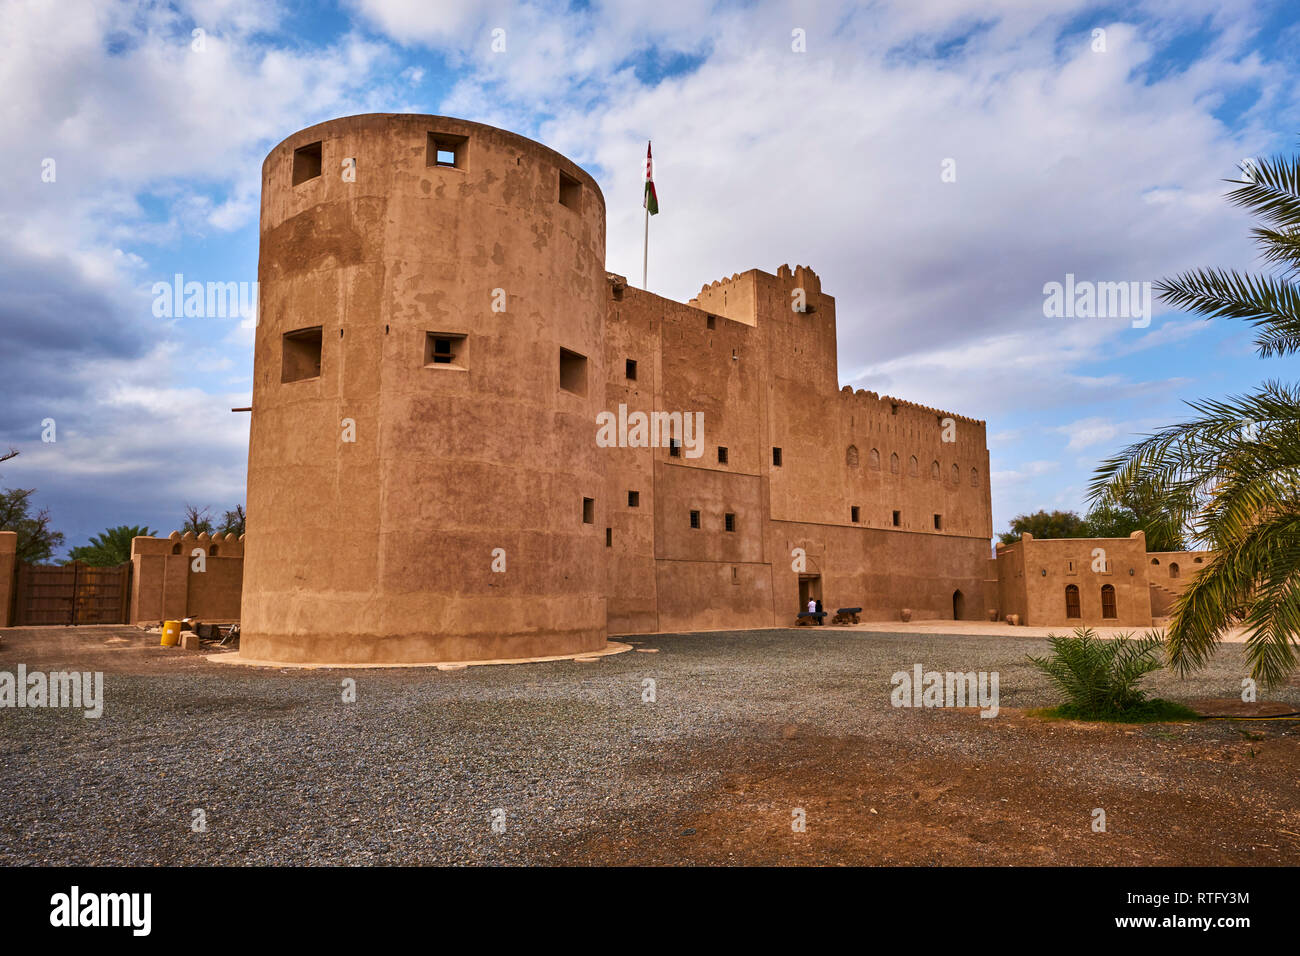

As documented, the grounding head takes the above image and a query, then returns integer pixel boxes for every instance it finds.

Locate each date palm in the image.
[1091,150,1300,686]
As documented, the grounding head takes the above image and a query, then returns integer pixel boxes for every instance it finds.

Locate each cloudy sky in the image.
[2,0,1298,555]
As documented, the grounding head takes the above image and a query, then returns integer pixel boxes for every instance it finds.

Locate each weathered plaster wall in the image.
[131,532,244,623]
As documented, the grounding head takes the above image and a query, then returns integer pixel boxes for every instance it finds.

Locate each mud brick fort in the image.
[0,114,1210,663]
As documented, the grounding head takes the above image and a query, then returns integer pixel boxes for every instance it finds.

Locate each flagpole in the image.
[642,203,649,289]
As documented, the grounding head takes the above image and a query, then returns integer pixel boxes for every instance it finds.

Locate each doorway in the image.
[798,574,822,611]
[952,589,965,620]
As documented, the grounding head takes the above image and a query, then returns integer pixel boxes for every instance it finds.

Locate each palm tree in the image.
[1091,150,1300,686]
[67,524,155,567]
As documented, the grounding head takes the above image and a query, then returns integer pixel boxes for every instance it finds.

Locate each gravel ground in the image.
[0,627,1296,865]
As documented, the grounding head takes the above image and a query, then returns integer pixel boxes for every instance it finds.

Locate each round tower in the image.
[241,114,608,664]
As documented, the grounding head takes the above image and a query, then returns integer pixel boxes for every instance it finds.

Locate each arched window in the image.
[846,444,859,468]
[1150,558,1160,565]
[1169,563,1180,579]
[908,455,918,477]
[869,448,880,470]
[951,463,959,483]
[930,460,940,479]
[890,453,899,474]
[1065,584,1081,619]
[1101,584,1117,619]
[211,545,219,557]
[970,467,978,487]
[171,542,181,555]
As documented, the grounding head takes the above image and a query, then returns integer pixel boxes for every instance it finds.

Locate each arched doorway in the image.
[952,589,965,620]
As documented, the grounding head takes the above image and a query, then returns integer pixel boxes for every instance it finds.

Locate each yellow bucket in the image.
[161,620,181,647]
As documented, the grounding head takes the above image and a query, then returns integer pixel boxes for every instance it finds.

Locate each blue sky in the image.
[1,0,1298,556]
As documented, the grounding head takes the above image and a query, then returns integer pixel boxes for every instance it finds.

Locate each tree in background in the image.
[1079,500,1142,540]
[218,505,246,536]
[67,525,154,567]
[0,487,64,564]
[997,509,1090,545]
[1093,148,1300,685]
[182,504,214,535]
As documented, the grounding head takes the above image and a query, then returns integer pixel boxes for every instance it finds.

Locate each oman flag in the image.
[644,141,659,215]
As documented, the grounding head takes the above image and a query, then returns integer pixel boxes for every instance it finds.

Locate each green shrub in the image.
[1026,627,1184,720]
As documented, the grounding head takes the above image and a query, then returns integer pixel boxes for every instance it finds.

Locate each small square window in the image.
[851,506,860,523]
[424,331,466,368]
[772,447,782,467]
[706,315,716,330]
[724,513,736,532]
[689,510,700,529]
[892,510,901,527]
[628,490,640,507]
[583,497,594,524]
[292,142,322,186]
[669,439,681,458]
[933,514,942,530]
[559,348,587,395]
[625,358,637,381]
[717,446,728,464]
[282,326,323,382]
[558,170,582,209]
[427,132,468,169]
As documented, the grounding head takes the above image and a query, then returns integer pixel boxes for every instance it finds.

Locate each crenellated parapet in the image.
[838,386,985,427]
[132,531,246,558]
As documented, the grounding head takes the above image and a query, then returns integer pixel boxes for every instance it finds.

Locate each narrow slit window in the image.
[625,358,637,380]
[669,439,681,458]
[772,447,782,467]
[605,528,612,547]
[582,497,595,524]
[717,446,728,464]
[292,142,322,186]
[892,510,901,527]
[933,514,942,530]
[724,513,736,532]
[851,506,860,523]
[689,510,700,529]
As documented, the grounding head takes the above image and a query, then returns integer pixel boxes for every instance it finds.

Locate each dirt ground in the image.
[1,624,1297,866]
[571,713,1300,865]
